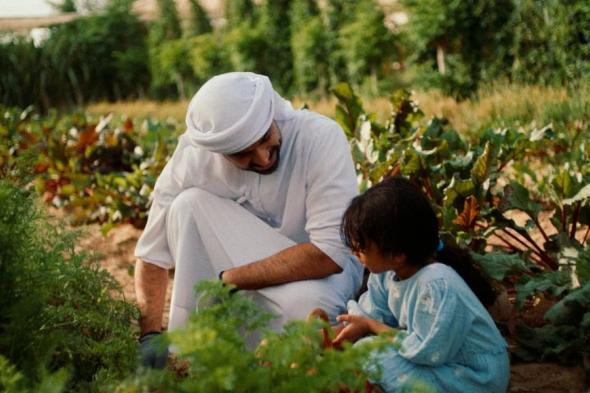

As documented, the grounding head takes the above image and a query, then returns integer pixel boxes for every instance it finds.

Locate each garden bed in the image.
[80,221,587,392]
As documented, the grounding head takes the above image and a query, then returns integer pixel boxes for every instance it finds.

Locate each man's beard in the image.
[248,146,281,175]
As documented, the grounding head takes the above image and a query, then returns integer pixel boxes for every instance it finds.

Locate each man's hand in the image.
[138,332,168,369]
[220,243,342,290]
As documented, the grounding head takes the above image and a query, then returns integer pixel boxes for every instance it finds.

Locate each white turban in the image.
[185,72,297,154]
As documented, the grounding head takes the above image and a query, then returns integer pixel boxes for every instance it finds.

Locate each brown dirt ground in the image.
[78,222,588,392]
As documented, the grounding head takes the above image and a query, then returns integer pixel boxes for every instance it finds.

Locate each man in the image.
[135,72,363,367]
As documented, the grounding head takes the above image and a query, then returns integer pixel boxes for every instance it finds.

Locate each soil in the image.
[77,222,588,392]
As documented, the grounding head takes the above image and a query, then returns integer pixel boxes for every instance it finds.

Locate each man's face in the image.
[223,122,282,175]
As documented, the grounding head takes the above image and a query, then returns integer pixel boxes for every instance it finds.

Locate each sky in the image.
[0,0,57,18]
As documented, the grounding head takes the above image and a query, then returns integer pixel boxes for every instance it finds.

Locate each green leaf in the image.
[529,124,553,142]
[401,149,424,176]
[443,175,475,207]
[544,282,590,325]
[471,142,491,183]
[412,139,439,156]
[446,151,474,170]
[472,251,530,281]
[499,181,542,218]
[516,271,571,307]
[552,171,575,199]
[576,246,590,285]
[36,368,68,393]
[332,83,364,137]
[514,323,582,362]
[60,184,76,197]
[562,183,590,206]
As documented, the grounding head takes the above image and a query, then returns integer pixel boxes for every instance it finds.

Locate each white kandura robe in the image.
[135,110,364,332]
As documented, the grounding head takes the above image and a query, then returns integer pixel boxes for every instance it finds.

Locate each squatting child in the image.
[335,177,509,393]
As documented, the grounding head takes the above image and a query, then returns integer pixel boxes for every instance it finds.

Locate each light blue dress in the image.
[348,263,509,393]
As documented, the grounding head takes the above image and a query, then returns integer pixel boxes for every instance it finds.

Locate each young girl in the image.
[335,177,509,393]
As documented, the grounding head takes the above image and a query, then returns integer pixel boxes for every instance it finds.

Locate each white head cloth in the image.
[185,72,297,154]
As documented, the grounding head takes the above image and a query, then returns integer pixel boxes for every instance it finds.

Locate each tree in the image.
[322,0,350,86]
[151,0,182,43]
[338,0,397,93]
[289,0,329,95]
[256,0,294,93]
[224,0,256,26]
[187,0,213,36]
[150,38,194,99]
[509,0,590,85]
[401,0,514,97]
[48,0,77,12]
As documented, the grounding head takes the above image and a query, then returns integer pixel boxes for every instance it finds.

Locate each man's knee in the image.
[168,188,216,220]
[274,283,342,322]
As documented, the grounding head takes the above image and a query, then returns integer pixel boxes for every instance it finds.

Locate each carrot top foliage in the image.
[0,180,138,392]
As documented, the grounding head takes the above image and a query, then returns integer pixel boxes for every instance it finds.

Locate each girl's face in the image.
[353,242,401,274]
[353,242,418,278]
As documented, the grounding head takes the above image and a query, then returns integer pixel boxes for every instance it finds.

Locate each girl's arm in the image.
[332,314,396,345]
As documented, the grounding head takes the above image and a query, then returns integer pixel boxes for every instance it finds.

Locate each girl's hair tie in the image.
[437,239,444,252]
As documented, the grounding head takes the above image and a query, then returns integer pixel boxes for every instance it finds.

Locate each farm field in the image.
[2,0,590,391]
[81,222,587,393]
[2,83,589,391]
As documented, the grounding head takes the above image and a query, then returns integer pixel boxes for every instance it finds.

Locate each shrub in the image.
[0,181,139,391]
[0,0,149,110]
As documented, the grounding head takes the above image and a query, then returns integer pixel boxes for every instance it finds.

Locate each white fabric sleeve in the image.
[134,200,174,269]
[134,138,189,269]
[304,123,359,270]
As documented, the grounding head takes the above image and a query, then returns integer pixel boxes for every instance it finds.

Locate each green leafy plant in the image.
[0,180,139,392]
[333,83,590,364]
[112,281,394,393]
[0,106,177,229]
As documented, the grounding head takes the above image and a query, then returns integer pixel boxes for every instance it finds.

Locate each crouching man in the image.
[134,72,363,367]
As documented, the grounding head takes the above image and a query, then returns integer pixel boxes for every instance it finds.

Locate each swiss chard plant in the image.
[0,106,178,230]
[333,83,590,365]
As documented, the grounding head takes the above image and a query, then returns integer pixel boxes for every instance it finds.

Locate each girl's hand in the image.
[332,314,373,346]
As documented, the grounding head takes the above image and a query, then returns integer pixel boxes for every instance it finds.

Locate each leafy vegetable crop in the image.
[0,106,177,231]
[333,83,590,364]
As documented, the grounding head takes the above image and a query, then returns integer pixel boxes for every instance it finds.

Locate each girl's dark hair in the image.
[342,176,496,307]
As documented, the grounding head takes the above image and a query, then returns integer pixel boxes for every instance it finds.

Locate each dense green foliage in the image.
[3,0,588,105]
[0,180,138,392]
[111,281,396,393]
[402,0,590,97]
[2,88,590,389]
[0,0,149,110]
[3,0,590,389]
[187,0,213,36]
[337,0,397,93]
[289,0,328,95]
[0,0,397,106]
